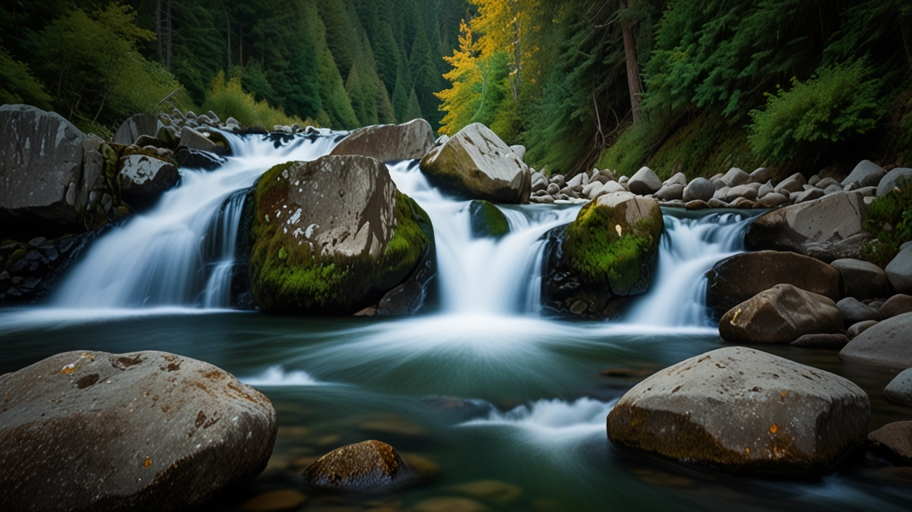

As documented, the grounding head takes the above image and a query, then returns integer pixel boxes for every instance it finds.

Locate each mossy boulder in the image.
[541,192,663,319]
[468,200,509,239]
[607,347,870,478]
[419,123,531,203]
[248,155,431,315]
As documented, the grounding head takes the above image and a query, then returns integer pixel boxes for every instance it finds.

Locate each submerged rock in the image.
[607,346,870,477]
[419,123,531,203]
[840,312,912,370]
[468,199,509,238]
[705,251,840,319]
[302,440,419,492]
[331,119,435,162]
[745,191,871,262]
[248,155,431,315]
[541,192,663,319]
[719,284,843,344]
[0,350,277,511]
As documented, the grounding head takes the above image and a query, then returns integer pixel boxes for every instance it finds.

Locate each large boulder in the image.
[884,368,912,407]
[419,123,531,203]
[683,177,715,202]
[330,119,435,162]
[0,104,116,237]
[745,191,871,262]
[867,422,912,466]
[830,258,890,300]
[607,346,870,477]
[706,251,840,319]
[0,350,277,511]
[840,312,912,369]
[627,167,663,195]
[249,155,432,315]
[842,160,886,189]
[118,154,179,211]
[302,440,419,492]
[876,167,912,197]
[885,245,912,294]
[113,113,163,146]
[719,284,843,344]
[541,192,663,319]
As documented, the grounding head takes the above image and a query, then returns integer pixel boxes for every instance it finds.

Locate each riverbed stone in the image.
[249,156,431,315]
[759,193,789,207]
[705,251,840,319]
[719,284,843,344]
[745,191,871,262]
[790,333,850,349]
[886,246,912,294]
[880,294,912,318]
[830,258,890,300]
[302,440,419,492]
[750,168,771,184]
[118,154,180,211]
[178,126,218,152]
[114,113,163,146]
[841,160,886,189]
[420,123,531,203]
[721,168,751,188]
[847,320,878,340]
[884,369,912,407]
[840,312,912,370]
[655,183,684,201]
[868,422,912,465]
[876,167,912,197]
[682,178,714,202]
[607,346,870,477]
[541,192,663,319]
[0,350,277,512]
[330,119,434,162]
[837,297,882,325]
[628,167,663,195]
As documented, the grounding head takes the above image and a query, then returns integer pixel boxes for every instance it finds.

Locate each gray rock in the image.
[837,297,882,325]
[118,154,180,211]
[840,312,912,369]
[881,294,912,318]
[745,191,871,262]
[179,126,217,152]
[775,173,807,194]
[509,144,526,161]
[817,178,841,190]
[721,167,750,187]
[420,123,531,204]
[790,333,850,349]
[607,346,870,477]
[759,193,788,207]
[884,368,912,407]
[886,246,912,294]
[842,160,886,189]
[757,182,774,199]
[655,183,684,201]
[303,440,419,491]
[546,183,560,195]
[726,183,761,202]
[847,320,878,340]
[749,167,771,184]
[830,259,890,300]
[685,199,710,210]
[628,166,663,195]
[551,174,566,187]
[867,422,912,465]
[824,184,844,195]
[664,172,687,187]
[113,114,163,146]
[809,175,821,186]
[719,284,843,344]
[713,186,731,200]
[876,167,912,197]
[708,198,730,208]
[0,350,277,511]
[796,187,825,203]
[331,119,435,162]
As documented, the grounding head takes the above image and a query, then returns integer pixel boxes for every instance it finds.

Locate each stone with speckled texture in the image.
[303,440,419,492]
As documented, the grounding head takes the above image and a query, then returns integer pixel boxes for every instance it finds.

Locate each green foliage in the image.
[468,200,510,239]
[0,48,52,110]
[748,61,884,164]
[863,177,912,267]
[202,71,311,128]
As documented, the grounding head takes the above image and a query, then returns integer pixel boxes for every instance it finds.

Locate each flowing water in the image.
[1,133,910,511]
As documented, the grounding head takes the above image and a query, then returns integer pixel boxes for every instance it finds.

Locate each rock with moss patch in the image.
[541,192,663,319]
[303,440,419,492]
[248,155,430,315]
[468,200,509,238]
[0,350,277,511]
[419,123,531,204]
[330,119,434,162]
[607,346,870,478]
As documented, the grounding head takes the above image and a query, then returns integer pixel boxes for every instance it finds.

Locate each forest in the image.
[2,0,911,179]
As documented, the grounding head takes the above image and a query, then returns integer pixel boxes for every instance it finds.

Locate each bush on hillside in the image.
[201,71,317,129]
[862,177,912,267]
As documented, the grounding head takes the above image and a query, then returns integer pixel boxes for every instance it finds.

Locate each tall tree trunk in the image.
[619,1,643,122]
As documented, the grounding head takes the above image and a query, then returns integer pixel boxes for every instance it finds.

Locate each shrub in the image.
[0,48,52,110]
[862,177,912,266]
[748,60,884,164]
[201,71,317,129]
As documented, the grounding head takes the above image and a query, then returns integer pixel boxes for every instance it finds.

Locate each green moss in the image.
[249,162,430,315]
[563,201,662,295]
[468,200,510,238]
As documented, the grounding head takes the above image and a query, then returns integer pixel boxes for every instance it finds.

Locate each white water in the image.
[240,365,325,387]
[461,397,616,443]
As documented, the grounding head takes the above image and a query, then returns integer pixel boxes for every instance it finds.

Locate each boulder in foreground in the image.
[330,119,435,162]
[868,422,912,466]
[0,350,277,512]
[303,440,419,492]
[607,347,870,477]
[419,123,531,204]
[719,284,843,344]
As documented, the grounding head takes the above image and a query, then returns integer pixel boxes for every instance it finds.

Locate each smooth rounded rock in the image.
[721,168,750,187]
[886,246,912,294]
[607,346,870,477]
[868,422,912,465]
[884,369,912,407]
[302,440,419,492]
[114,113,163,146]
[790,333,850,349]
[750,168,771,184]
[178,126,218,152]
[719,284,843,344]
[842,160,886,189]
[830,258,890,300]
[330,119,435,162]
[683,178,715,202]
[881,294,912,318]
[0,350,277,512]
[837,297,882,325]
[628,167,663,195]
[759,192,788,207]
[876,167,912,197]
[847,320,878,340]
[655,183,684,201]
[840,312,912,369]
